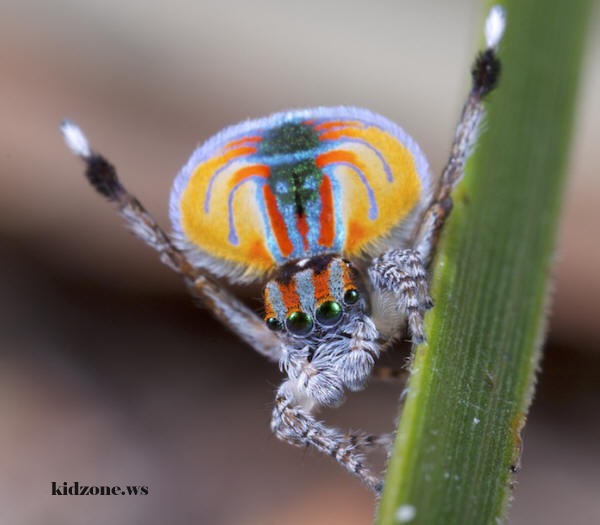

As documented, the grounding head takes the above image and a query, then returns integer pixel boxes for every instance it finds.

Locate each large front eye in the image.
[316,300,342,326]
[286,311,313,336]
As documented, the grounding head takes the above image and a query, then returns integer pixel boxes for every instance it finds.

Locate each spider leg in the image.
[186,277,282,361]
[348,431,394,454]
[271,379,384,493]
[61,121,281,361]
[414,7,504,266]
[369,11,505,344]
[368,248,433,343]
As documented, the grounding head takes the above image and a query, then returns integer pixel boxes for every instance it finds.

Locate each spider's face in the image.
[263,254,366,343]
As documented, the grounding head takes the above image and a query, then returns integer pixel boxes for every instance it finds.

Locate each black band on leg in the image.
[85,154,124,201]
[471,49,501,98]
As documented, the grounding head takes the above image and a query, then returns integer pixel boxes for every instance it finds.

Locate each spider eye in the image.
[286,311,313,336]
[344,289,360,304]
[316,300,342,326]
[266,317,283,331]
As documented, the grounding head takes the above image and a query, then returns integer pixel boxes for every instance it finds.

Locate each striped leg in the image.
[414,7,505,265]
[348,431,394,454]
[61,121,282,361]
[272,380,384,493]
[368,248,433,343]
[372,9,506,345]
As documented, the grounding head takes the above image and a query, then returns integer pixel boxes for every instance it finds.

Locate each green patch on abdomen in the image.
[258,122,320,156]
[269,159,323,216]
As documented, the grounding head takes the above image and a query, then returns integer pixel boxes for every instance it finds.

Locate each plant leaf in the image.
[375,1,593,524]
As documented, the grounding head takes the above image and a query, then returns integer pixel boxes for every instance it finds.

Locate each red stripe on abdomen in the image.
[318,175,335,247]
[263,185,293,258]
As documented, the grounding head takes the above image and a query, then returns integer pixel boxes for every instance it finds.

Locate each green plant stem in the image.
[375,1,593,524]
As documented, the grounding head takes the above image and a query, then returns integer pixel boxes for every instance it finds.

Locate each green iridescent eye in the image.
[266,317,282,331]
[286,311,313,336]
[316,300,342,326]
[344,289,360,304]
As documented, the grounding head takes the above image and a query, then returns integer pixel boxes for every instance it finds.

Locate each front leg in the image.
[271,380,384,493]
[368,248,433,343]
[413,8,504,266]
[61,121,282,362]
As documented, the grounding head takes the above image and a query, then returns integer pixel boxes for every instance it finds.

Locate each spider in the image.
[61,7,505,494]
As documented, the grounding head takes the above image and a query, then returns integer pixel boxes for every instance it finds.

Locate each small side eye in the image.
[316,300,342,326]
[286,311,313,336]
[266,317,283,331]
[344,289,360,304]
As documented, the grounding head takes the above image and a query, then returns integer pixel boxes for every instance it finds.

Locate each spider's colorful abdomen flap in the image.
[170,107,431,281]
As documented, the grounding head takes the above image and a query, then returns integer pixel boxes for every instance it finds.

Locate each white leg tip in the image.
[60,120,91,158]
[485,5,506,50]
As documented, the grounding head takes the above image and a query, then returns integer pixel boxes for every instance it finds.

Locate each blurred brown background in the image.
[1,1,598,524]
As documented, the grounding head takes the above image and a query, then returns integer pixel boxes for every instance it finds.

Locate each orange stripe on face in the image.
[223,136,262,150]
[313,120,362,131]
[263,288,277,319]
[297,214,309,251]
[263,185,293,258]
[312,267,333,303]
[342,262,355,289]
[278,281,301,312]
[318,175,335,247]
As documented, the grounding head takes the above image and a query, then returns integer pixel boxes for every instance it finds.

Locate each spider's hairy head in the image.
[263,254,367,342]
